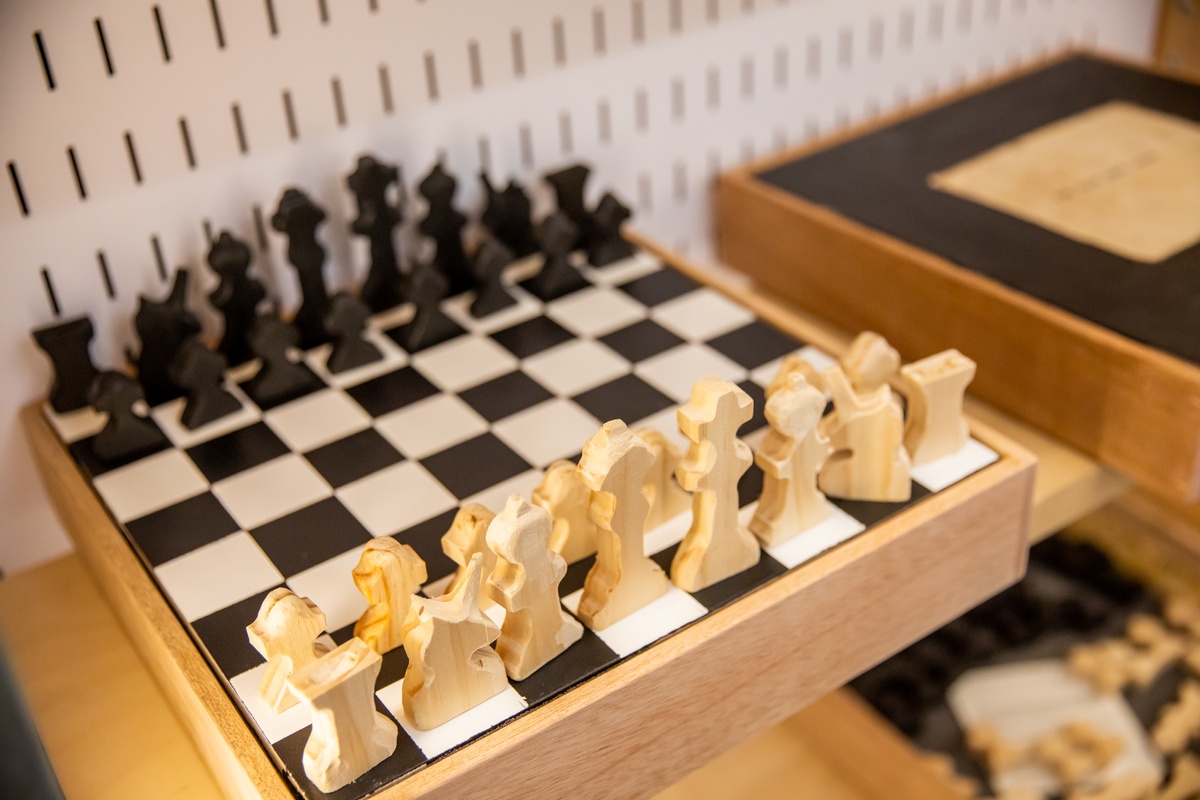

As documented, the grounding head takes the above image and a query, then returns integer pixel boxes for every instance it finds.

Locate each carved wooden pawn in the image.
[749,373,834,546]
[635,428,691,530]
[287,638,397,793]
[672,378,761,592]
[901,349,976,465]
[532,461,598,564]
[402,554,507,730]
[486,495,583,680]
[576,420,671,631]
[442,503,497,610]
[352,537,427,655]
[247,588,330,713]
[765,352,828,401]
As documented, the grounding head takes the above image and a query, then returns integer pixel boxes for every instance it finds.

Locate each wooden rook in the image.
[532,461,598,565]
[352,537,427,656]
[287,638,397,793]
[819,332,911,502]
[750,372,834,546]
[442,503,498,609]
[486,495,583,680]
[672,378,761,592]
[246,588,330,713]
[576,420,671,630]
[32,316,100,413]
[902,349,976,465]
[402,554,508,731]
[635,428,691,530]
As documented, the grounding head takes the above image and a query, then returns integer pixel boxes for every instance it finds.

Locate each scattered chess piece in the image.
[531,461,598,565]
[170,337,241,430]
[128,268,201,406]
[271,188,331,349]
[88,371,166,462]
[486,495,583,680]
[246,588,330,713]
[207,231,266,367]
[528,211,588,301]
[417,162,472,297]
[544,163,593,249]
[324,293,382,374]
[902,349,975,465]
[442,503,498,610]
[287,638,397,793]
[352,537,427,656]
[585,192,635,267]
[480,173,538,258]
[347,154,405,313]
[244,314,321,408]
[391,261,463,353]
[672,378,761,592]
[31,315,100,413]
[470,238,517,318]
[635,428,691,530]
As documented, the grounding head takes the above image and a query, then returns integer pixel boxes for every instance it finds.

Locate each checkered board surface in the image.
[44,249,999,799]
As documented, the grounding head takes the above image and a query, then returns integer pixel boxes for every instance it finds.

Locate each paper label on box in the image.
[929,101,1200,263]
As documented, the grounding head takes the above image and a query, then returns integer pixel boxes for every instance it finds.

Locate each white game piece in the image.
[442,503,498,609]
[247,587,331,713]
[635,427,691,530]
[672,377,761,592]
[402,553,508,730]
[749,372,834,546]
[486,494,583,680]
[352,537,427,655]
[765,352,828,400]
[901,348,976,465]
[576,420,671,631]
[531,461,598,564]
[287,638,398,793]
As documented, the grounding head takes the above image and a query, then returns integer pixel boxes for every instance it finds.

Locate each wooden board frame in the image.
[716,51,1200,505]
[23,249,1036,800]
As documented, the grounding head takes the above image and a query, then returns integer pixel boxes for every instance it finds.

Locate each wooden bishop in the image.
[486,494,583,680]
[635,428,692,530]
[672,377,761,592]
[532,460,598,564]
[901,349,975,465]
[749,372,834,546]
[576,420,671,631]
[247,588,330,713]
[442,503,498,608]
[402,554,508,730]
[352,537,427,655]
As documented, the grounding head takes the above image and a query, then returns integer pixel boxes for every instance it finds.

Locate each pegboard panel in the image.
[0,0,1158,573]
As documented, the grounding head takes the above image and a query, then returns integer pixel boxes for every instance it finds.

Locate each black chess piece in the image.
[271,188,331,349]
[31,316,100,413]
[325,293,383,373]
[347,155,406,313]
[89,371,167,462]
[470,239,517,318]
[528,211,588,301]
[170,337,241,430]
[417,162,472,297]
[128,268,202,406]
[544,163,594,249]
[390,261,464,353]
[586,192,636,267]
[245,315,321,407]
[207,231,266,367]
[480,173,538,258]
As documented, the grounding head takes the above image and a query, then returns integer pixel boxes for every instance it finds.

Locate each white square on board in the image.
[410,336,517,392]
[561,585,705,658]
[228,633,335,744]
[337,461,457,537]
[911,438,998,492]
[263,389,372,453]
[442,285,542,335]
[635,344,747,403]
[287,548,371,633]
[546,286,647,337]
[211,455,332,530]
[749,345,838,389]
[154,532,282,622]
[374,395,489,460]
[492,398,599,468]
[94,449,209,523]
[761,502,866,569]
[151,384,260,450]
[462,469,543,519]
[651,288,755,342]
[522,339,630,397]
[582,252,661,287]
[43,404,107,444]
[377,680,527,758]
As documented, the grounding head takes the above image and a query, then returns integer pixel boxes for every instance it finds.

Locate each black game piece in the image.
[416,163,472,297]
[586,192,636,267]
[469,239,518,318]
[527,211,588,301]
[271,188,331,349]
[347,155,405,313]
[207,231,266,367]
[390,261,464,353]
[170,337,241,430]
[244,315,321,407]
[128,268,201,406]
[89,371,167,462]
[544,163,594,249]
[325,293,383,374]
[31,316,100,413]
[480,173,538,258]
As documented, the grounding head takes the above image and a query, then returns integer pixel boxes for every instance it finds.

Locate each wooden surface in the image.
[716,53,1200,506]
[1157,0,1200,82]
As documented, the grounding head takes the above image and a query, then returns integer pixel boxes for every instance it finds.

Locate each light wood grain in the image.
[354,537,427,655]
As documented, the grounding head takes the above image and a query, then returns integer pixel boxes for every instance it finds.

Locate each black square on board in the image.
[383,315,466,355]
[832,481,932,527]
[250,497,373,577]
[458,371,555,423]
[304,428,404,489]
[329,622,411,689]
[125,492,241,566]
[738,462,764,509]
[518,268,591,303]
[346,367,440,418]
[511,626,620,706]
[185,421,290,483]
[68,424,170,479]
[599,319,686,363]
[420,433,531,500]
[239,362,324,411]
[560,555,596,598]
[392,508,459,580]
[738,380,768,435]
[572,374,675,425]
[651,545,788,613]
[191,586,284,678]
[618,268,700,306]
[491,315,575,359]
[706,320,803,370]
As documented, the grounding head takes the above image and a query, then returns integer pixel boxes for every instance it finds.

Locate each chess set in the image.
[23,157,1034,799]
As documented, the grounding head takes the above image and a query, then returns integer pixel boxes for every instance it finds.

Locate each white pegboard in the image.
[0,0,1159,574]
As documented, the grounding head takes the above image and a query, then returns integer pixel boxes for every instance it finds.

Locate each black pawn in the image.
[32,316,100,413]
[392,262,464,353]
[245,315,320,407]
[271,188,331,349]
[480,173,538,258]
[544,163,593,249]
[348,155,406,313]
[207,231,266,366]
[170,338,241,430]
[417,163,472,297]
[325,294,382,374]
[470,239,517,318]
[129,268,201,406]
[529,211,588,301]
[586,192,636,267]
[89,371,166,462]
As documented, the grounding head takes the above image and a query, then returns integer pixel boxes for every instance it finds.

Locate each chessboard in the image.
[26,242,1033,800]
